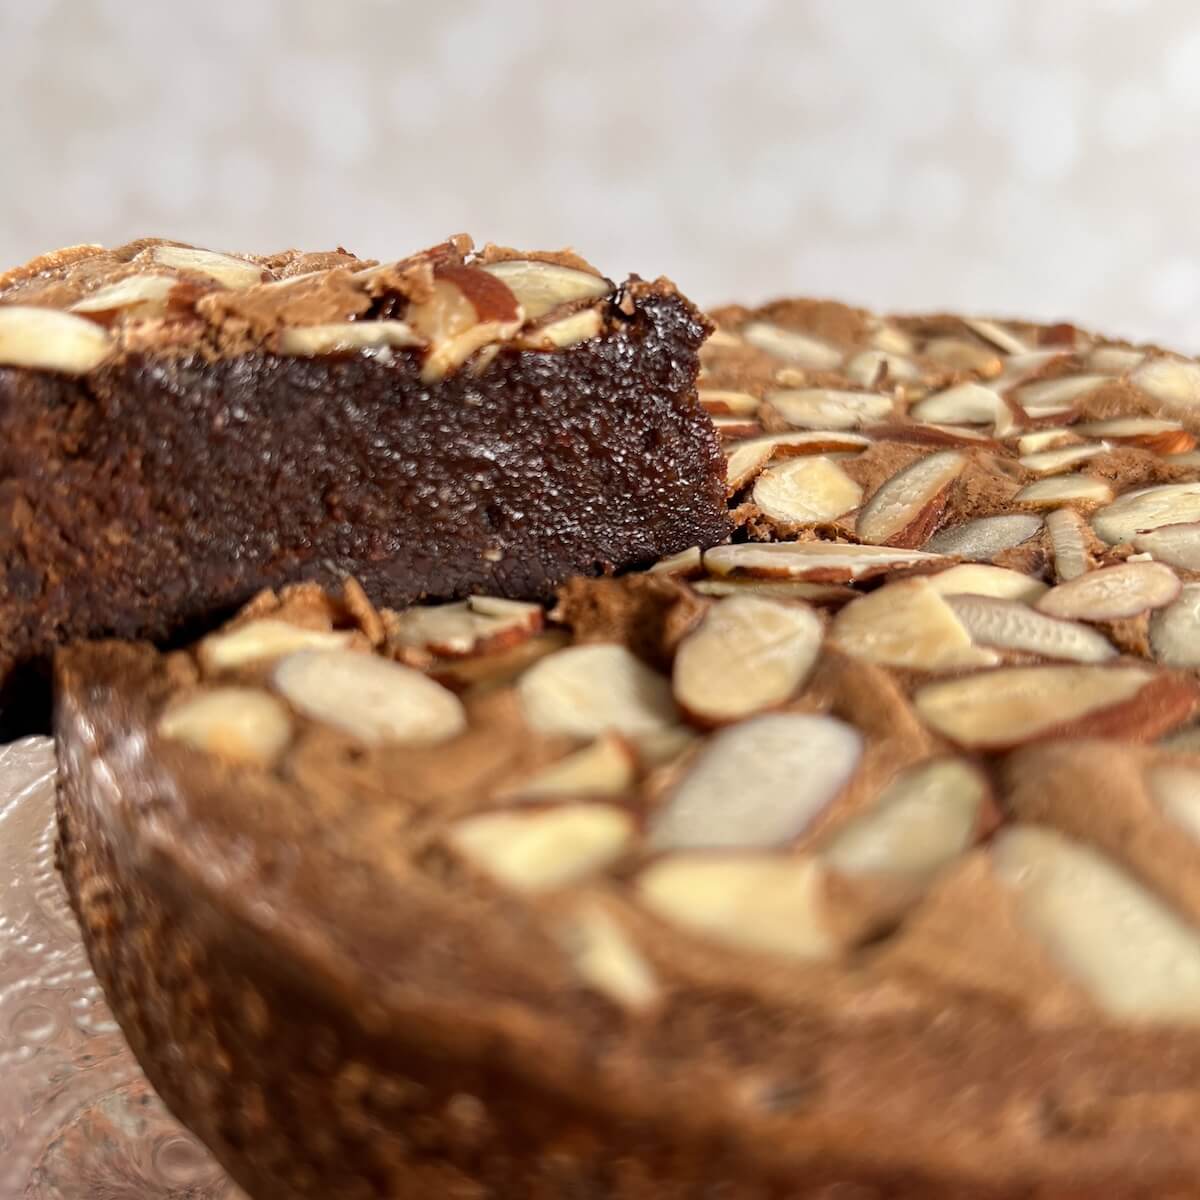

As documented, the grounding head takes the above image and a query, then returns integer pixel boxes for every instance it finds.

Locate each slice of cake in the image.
[56,299,1200,1198]
[0,236,729,733]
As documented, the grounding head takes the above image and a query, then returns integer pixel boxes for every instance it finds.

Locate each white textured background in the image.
[3,0,1200,347]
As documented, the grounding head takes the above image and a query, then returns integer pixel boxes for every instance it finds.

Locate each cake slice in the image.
[0,236,728,732]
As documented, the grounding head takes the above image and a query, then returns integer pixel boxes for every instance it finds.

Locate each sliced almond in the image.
[0,305,113,374]
[388,596,543,658]
[648,713,862,851]
[1015,427,1080,455]
[1089,345,1145,374]
[1018,442,1108,475]
[711,415,762,439]
[1131,356,1200,414]
[830,579,998,672]
[69,273,176,319]
[923,337,1003,376]
[725,440,775,492]
[704,541,947,583]
[925,563,1047,603]
[736,430,872,457]
[963,317,1026,356]
[272,649,466,745]
[199,618,355,673]
[447,804,632,893]
[741,321,842,370]
[497,734,636,802]
[1074,416,1196,455]
[891,422,997,447]
[856,451,966,547]
[766,388,892,430]
[648,546,703,577]
[752,457,863,525]
[946,594,1116,663]
[158,687,292,765]
[149,244,265,288]
[517,644,678,741]
[844,349,919,386]
[1014,374,1105,416]
[637,853,836,961]
[1133,522,1200,571]
[820,759,987,882]
[992,348,1069,389]
[691,578,856,604]
[1045,507,1092,581]
[1150,583,1200,667]
[993,825,1200,1023]
[698,389,760,416]
[278,321,422,357]
[672,596,823,724]
[924,513,1042,561]
[1036,561,1181,621]
[556,905,660,1010]
[1092,482,1200,545]
[1015,475,1113,508]
[913,663,1183,749]
[523,307,603,349]
[479,259,610,319]
[910,382,1014,435]
[1148,762,1200,842]
[870,324,914,356]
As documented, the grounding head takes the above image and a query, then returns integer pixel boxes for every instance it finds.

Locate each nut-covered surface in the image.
[0,235,729,736]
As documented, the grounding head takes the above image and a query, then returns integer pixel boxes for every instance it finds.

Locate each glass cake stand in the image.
[0,738,242,1199]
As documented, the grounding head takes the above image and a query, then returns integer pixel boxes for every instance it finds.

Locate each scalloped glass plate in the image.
[0,737,243,1199]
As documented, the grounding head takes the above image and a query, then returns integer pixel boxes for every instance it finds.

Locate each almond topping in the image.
[911,383,1014,435]
[517,644,679,741]
[856,451,966,547]
[149,244,265,288]
[648,714,862,851]
[845,349,919,385]
[924,513,1042,561]
[1018,443,1108,475]
[870,324,914,355]
[1036,561,1181,622]
[704,541,947,582]
[698,389,760,416]
[926,564,1048,604]
[1045,507,1093,581]
[637,854,836,961]
[672,596,823,724]
[70,273,177,318]
[963,317,1027,356]
[648,546,703,577]
[946,594,1116,663]
[199,618,356,673]
[158,687,292,765]
[1075,416,1195,454]
[1147,762,1200,841]
[387,596,543,658]
[556,905,660,1010]
[0,305,114,374]
[766,388,892,430]
[1089,345,1145,374]
[741,321,842,370]
[272,649,466,745]
[923,337,1003,376]
[1092,483,1200,545]
[1150,583,1200,668]
[1133,522,1200,571]
[1015,374,1105,415]
[524,307,603,348]
[1131,356,1200,414]
[691,579,856,605]
[1015,475,1114,508]
[278,321,422,357]
[993,825,1200,1023]
[479,259,610,319]
[752,457,863,525]
[447,804,633,893]
[725,441,775,492]
[497,734,635,802]
[1016,427,1080,455]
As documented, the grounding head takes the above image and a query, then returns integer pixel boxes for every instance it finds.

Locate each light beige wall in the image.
[3,0,1199,347]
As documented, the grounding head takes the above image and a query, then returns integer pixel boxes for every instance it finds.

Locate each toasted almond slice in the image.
[1133,522,1200,570]
[741,321,842,369]
[946,594,1116,663]
[1019,443,1108,475]
[409,272,524,383]
[993,825,1200,1023]
[273,649,466,744]
[766,388,893,430]
[69,273,176,318]
[923,337,1003,376]
[1092,482,1200,545]
[517,644,679,741]
[1147,762,1200,841]
[648,713,862,851]
[844,348,919,386]
[691,578,856,604]
[1074,416,1196,454]
[497,735,636,802]
[198,618,356,673]
[1045,507,1092,581]
[278,321,422,356]
[637,853,836,960]
[648,546,703,577]
[447,804,633,893]
[150,244,265,288]
[737,430,872,457]
[672,596,823,724]
[1150,583,1200,667]
[0,305,114,373]
[1089,345,1145,374]
[158,687,292,765]
[830,579,998,671]
[1132,356,1200,414]
[1036,561,1181,621]
[1014,374,1105,415]
[911,383,1014,435]
[711,415,762,439]
[894,422,996,446]
[963,317,1027,356]
[857,451,966,547]
[525,307,603,348]
[388,596,543,658]
[752,457,863,524]
[926,564,1048,603]
[480,259,610,319]
[821,759,987,882]
[992,348,1069,389]
[913,663,1181,749]
[924,513,1043,561]
[1016,475,1114,508]
[698,389,760,416]
[870,324,915,355]
[555,905,660,1010]
[704,541,947,582]
[1015,427,1080,455]
[725,440,775,492]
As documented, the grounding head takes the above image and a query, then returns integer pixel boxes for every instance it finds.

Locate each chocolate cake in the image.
[56,297,1200,1198]
[0,236,728,733]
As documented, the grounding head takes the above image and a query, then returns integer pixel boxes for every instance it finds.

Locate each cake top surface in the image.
[0,235,669,376]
